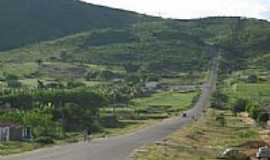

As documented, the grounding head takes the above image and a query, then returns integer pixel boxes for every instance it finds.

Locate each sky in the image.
[82,0,270,20]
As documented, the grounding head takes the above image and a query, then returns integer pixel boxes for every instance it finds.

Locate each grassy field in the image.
[132,91,197,111]
[221,67,270,105]
[0,141,43,156]
[134,109,259,160]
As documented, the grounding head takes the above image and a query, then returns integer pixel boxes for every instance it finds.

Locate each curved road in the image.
[2,59,218,160]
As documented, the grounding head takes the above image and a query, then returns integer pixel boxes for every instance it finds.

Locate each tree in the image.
[123,63,140,73]
[36,59,43,66]
[232,98,247,116]
[211,91,229,109]
[37,80,46,89]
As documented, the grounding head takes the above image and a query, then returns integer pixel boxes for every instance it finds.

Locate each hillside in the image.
[0,16,269,84]
[0,0,142,51]
[1,1,270,157]
[0,19,214,81]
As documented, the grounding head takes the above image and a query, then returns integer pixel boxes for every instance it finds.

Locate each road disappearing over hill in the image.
[3,58,219,160]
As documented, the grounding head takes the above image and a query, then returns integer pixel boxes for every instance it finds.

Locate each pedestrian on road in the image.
[87,128,92,142]
[83,129,90,143]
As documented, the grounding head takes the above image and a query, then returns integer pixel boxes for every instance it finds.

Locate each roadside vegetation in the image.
[134,108,259,160]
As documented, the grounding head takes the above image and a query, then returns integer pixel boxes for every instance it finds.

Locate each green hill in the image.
[0,0,142,51]
[0,1,270,85]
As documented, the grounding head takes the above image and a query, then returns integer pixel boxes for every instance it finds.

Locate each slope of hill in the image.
[0,0,142,51]
[1,2,270,156]
[0,19,213,77]
[0,16,269,83]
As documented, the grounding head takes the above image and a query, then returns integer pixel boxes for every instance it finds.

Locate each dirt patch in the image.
[239,140,270,159]
[238,140,269,149]
[239,112,256,126]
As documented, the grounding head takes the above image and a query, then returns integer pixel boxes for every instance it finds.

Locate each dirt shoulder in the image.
[134,109,261,160]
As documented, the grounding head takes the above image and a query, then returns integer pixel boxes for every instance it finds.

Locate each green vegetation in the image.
[134,109,259,160]
[1,0,270,157]
[0,0,141,51]
[132,91,198,112]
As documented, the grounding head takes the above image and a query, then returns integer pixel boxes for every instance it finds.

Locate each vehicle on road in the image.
[182,113,187,118]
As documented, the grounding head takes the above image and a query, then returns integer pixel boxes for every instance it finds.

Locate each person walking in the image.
[83,129,88,143]
[86,128,92,142]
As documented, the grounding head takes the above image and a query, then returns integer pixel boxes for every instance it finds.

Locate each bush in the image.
[90,120,103,133]
[232,98,248,115]
[35,136,54,144]
[211,91,229,110]
[101,115,120,128]
[247,75,258,83]
[7,80,22,88]
[66,81,86,89]
[4,73,18,80]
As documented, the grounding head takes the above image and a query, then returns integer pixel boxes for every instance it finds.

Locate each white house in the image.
[0,125,10,142]
[0,124,32,142]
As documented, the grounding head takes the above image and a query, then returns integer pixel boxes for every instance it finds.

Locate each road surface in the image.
[2,59,218,160]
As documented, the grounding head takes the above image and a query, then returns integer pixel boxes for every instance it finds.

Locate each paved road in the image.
[2,60,218,160]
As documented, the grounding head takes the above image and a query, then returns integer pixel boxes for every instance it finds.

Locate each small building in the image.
[144,82,160,91]
[0,124,32,142]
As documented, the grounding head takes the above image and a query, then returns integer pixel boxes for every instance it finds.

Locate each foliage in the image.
[7,80,22,88]
[232,98,248,115]
[247,75,258,83]
[0,104,63,138]
[66,81,86,89]
[211,91,229,109]
[0,0,140,51]
[34,136,54,144]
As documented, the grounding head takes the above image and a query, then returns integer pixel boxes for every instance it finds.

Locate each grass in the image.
[132,91,197,111]
[0,63,39,78]
[0,141,42,156]
[220,64,270,106]
[222,74,270,104]
[234,83,270,97]
[134,109,259,160]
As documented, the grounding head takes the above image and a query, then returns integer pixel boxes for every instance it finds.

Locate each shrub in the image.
[211,91,229,110]
[7,80,22,88]
[66,81,86,89]
[232,98,248,115]
[4,73,18,80]
[247,74,258,83]
[35,136,54,144]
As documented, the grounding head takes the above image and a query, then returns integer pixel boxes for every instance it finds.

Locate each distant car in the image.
[182,113,187,118]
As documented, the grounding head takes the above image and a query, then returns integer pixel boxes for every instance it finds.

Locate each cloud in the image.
[82,0,270,20]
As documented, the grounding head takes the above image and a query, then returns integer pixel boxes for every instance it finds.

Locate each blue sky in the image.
[82,0,270,20]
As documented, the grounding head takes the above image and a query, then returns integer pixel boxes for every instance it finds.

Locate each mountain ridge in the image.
[0,0,143,51]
